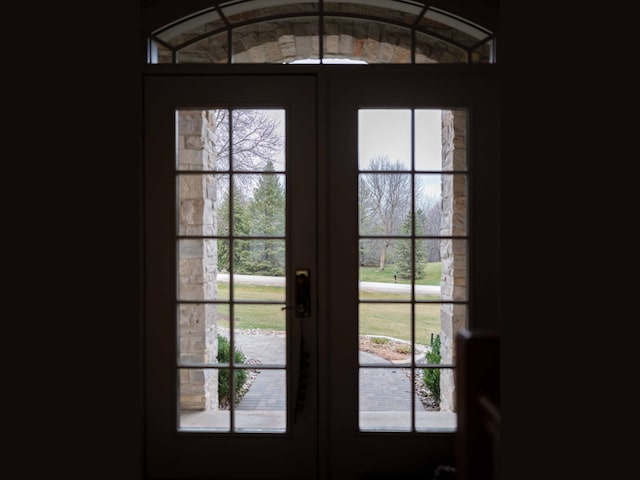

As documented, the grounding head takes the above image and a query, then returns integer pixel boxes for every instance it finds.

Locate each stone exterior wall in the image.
[439,110,467,412]
[177,110,220,411]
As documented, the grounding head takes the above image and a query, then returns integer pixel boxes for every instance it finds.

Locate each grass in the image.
[358,297,440,345]
[359,263,441,286]
[215,303,286,331]
[215,283,285,303]
[212,283,443,345]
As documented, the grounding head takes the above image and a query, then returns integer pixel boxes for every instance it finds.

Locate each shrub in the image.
[422,334,441,405]
[217,335,248,405]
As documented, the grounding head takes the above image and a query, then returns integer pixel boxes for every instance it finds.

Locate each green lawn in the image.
[359,263,441,286]
[358,291,441,345]
[213,282,442,345]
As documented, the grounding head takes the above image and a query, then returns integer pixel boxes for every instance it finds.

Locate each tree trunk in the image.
[379,244,388,270]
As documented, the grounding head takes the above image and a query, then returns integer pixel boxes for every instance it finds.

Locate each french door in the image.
[144,69,499,479]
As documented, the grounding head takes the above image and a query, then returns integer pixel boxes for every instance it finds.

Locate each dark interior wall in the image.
[73,2,144,478]
[8,2,145,480]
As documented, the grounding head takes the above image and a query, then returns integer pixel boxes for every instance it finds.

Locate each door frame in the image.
[142,64,500,480]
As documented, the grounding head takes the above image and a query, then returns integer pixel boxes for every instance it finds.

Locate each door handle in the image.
[281,269,311,317]
[294,269,310,317]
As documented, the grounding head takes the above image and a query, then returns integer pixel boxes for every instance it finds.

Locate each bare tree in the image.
[416,193,442,262]
[212,109,285,269]
[359,155,412,270]
[211,109,284,194]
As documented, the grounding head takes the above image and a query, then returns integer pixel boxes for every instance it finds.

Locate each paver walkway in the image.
[229,332,425,411]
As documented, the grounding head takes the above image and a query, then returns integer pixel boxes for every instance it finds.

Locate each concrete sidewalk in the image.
[216,273,441,295]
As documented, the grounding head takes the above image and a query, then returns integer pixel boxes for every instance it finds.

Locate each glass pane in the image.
[416,330,458,431]
[155,9,224,47]
[232,174,286,236]
[231,110,285,171]
[359,109,411,170]
[232,18,319,63]
[415,31,467,64]
[151,40,173,64]
[176,109,230,171]
[231,275,286,302]
[359,238,411,300]
[415,109,443,171]
[324,1,422,24]
[415,373,457,431]
[233,304,287,365]
[178,304,229,366]
[419,9,490,50]
[358,303,411,365]
[215,271,232,301]
[177,33,229,63]
[178,239,222,301]
[358,171,412,236]
[415,173,441,209]
[231,243,286,301]
[324,17,410,63]
[471,39,493,64]
[223,0,317,21]
[416,174,467,236]
[178,174,229,236]
[359,336,413,367]
[434,109,467,171]
[414,304,443,348]
[359,367,413,431]
[234,369,287,432]
[178,368,230,431]
[214,303,230,330]
[435,239,467,301]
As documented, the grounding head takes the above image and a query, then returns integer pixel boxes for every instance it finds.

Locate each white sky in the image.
[262,107,444,198]
[359,109,443,198]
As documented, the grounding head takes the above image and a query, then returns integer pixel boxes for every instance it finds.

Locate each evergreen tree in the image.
[394,210,428,279]
[245,160,286,276]
[217,182,251,272]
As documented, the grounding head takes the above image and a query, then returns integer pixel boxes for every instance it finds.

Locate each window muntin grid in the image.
[148,0,495,64]
[175,108,288,433]
[357,108,467,432]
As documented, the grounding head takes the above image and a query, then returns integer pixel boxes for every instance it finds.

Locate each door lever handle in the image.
[294,269,310,317]
[281,269,311,317]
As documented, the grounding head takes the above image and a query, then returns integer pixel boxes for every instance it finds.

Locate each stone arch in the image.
[171,18,469,64]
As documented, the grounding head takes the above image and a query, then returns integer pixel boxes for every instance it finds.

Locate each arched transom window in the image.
[148,0,496,64]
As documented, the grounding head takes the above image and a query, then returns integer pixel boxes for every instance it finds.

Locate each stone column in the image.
[177,110,219,410]
[439,110,467,412]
